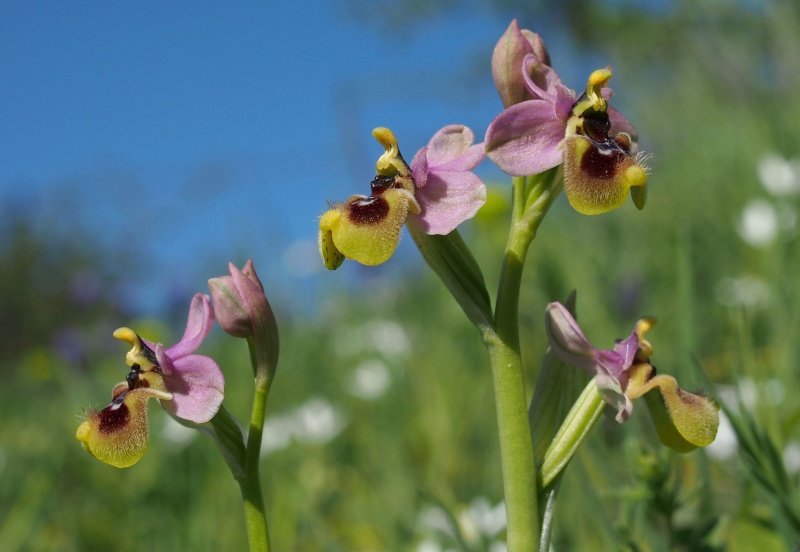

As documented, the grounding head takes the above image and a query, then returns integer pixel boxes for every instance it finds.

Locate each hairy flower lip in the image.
[318,128,420,269]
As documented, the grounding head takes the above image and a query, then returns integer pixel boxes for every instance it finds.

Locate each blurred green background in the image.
[2,1,800,550]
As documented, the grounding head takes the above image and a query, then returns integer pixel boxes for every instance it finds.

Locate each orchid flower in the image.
[319,126,486,269]
[76,293,224,467]
[545,302,719,452]
[486,23,649,215]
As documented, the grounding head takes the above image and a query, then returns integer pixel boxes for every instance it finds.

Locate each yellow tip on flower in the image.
[635,317,657,359]
[373,127,401,176]
[373,127,398,152]
[113,327,157,369]
[625,164,648,189]
[586,68,612,111]
[113,327,137,346]
[319,209,345,270]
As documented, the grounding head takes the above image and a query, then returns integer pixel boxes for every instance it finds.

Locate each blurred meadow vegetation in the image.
[3,1,800,550]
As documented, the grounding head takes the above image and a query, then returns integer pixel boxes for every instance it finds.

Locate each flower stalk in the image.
[237,336,274,552]
[481,169,562,550]
[209,259,279,552]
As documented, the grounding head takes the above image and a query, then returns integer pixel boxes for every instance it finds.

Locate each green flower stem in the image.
[484,333,539,551]
[539,378,605,489]
[236,336,276,552]
[486,173,560,551]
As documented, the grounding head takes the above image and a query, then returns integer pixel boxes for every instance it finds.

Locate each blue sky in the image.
[0,2,596,312]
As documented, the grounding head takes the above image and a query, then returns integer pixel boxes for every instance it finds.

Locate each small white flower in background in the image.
[715,276,771,309]
[161,416,198,449]
[293,397,346,444]
[737,199,779,246]
[347,359,392,400]
[260,397,347,455]
[333,319,411,359]
[465,497,507,538]
[261,416,294,454]
[415,539,443,552]
[418,505,455,538]
[371,319,412,358]
[417,499,507,549]
[705,410,738,461]
[784,442,800,474]
[758,154,800,197]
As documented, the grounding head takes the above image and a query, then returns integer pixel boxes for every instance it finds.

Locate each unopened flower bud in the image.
[209,259,275,340]
[492,19,552,108]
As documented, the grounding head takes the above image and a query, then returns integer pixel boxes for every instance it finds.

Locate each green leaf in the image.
[529,292,591,468]
[408,225,494,332]
[169,405,246,480]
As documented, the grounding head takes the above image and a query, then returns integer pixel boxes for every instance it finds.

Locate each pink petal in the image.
[522,54,558,103]
[435,142,485,173]
[595,375,633,423]
[544,302,600,371]
[611,332,639,374]
[554,84,576,121]
[411,170,487,235]
[425,125,476,167]
[485,100,566,176]
[167,293,215,360]
[161,354,224,423]
[230,261,271,329]
[411,146,429,189]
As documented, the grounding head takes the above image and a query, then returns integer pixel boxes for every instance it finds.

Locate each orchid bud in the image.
[208,259,276,341]
[492,19,551,108]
